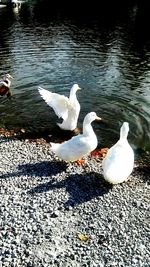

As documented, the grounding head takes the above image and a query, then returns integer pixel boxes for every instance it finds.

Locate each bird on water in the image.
[38,84,81,132]
[0,74,13,97]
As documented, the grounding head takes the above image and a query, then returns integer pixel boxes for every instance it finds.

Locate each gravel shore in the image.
[0,135,149,267]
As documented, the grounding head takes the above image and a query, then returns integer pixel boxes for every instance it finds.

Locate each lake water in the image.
[0,1,150,152]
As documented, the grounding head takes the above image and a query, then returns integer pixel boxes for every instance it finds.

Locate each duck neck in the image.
[83,121,95,137]
[120,130,128,141]
[69,89,77,103]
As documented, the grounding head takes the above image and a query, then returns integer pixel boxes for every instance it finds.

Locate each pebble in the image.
[0,136,149,267]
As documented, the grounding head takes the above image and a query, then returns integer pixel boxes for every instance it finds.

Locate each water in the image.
[0,1,150,152]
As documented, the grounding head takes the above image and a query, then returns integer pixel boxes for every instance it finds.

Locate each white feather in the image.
[38,87,69,120]
[102,122,134,184]
[38,84,81,131]
[50,112,101,162]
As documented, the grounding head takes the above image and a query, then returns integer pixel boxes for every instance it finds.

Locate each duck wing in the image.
[50,134,90,162]
[38,87,70,120]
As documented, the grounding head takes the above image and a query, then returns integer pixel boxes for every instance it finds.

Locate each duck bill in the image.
[96,116,101,121]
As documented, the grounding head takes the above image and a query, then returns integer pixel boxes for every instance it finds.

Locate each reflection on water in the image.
[0,1,150,152]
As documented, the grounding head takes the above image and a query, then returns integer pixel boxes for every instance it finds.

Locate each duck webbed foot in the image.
[75,159,87,165]
[91,148,109,158]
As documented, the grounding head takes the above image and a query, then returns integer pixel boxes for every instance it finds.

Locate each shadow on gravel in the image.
[0,136,17,143]
[133,166,150,184]
[0,161,68,179]
[64,172,113,207]
[18,161,68,176]
[28,172,112,206]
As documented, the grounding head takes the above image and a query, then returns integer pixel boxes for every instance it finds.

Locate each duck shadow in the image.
[1,157,112,206]
[28,172,113,207]
[18,160,68,176]
[133,166,150,184]
[0,160,68,179]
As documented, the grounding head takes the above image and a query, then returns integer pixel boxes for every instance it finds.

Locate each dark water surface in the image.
[0,1,150,152]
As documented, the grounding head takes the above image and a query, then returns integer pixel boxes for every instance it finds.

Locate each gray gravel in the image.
[0,135,149,267]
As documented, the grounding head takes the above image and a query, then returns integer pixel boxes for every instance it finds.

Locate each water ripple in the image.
[0,4,150,152]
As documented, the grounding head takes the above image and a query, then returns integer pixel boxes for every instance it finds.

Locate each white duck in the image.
[38,84,81,131]
[50,112,101,162]
[0,74,13,97]
[102,122,134,184]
